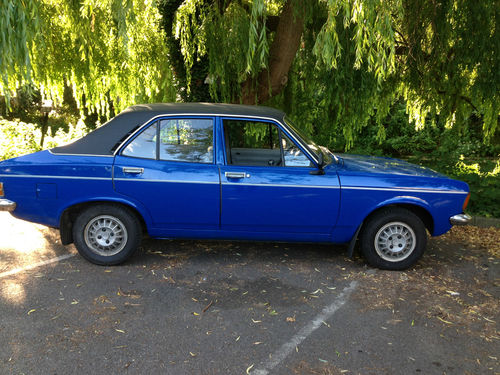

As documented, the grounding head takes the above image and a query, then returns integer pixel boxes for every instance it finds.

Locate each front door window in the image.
[223,119,312,167]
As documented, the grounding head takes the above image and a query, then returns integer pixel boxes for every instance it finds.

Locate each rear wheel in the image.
[360,207,427,270]
[73,204,141,265]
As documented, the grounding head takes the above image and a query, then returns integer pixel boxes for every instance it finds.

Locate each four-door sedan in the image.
[0,103,471,270]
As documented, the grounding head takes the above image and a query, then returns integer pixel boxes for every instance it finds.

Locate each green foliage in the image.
[1,0,176,116]
[400,0,499,140]
[0,117,88,160]
[157,0,212,101]
[0,0,41,106]
[422,158,500,218]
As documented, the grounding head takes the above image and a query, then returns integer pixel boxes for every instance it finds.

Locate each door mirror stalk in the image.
[310,152,325,175]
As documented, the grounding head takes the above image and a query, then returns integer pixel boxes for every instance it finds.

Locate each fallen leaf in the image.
[117,287,141,299]
[115,329,126,333]
[202,301,213,313]
[437,317,453,324]
[251,319,262,323]
[27,309,36,315]
[246,364,254,374]
[286,317,296,322]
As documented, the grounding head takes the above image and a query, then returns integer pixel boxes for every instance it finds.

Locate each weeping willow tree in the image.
[1,0,176,116]
[1,0,498,146]
[159,0,498,147]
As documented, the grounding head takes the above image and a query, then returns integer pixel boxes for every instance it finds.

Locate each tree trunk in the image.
[240,0,304,105]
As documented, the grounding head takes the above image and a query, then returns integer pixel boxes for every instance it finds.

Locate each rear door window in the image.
[121,118,214,163]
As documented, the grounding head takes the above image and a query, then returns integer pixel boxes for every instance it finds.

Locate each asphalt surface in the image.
[0,212,498,375]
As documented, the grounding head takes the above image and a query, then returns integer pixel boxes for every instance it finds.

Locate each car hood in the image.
[337,154,445,178]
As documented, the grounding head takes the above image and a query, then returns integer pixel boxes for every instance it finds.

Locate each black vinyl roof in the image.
[51,103,286,156]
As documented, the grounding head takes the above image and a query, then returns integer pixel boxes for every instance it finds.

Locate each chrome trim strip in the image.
[0,199,16,212]
[343,186,468,194]
[222,182,339,189]
[0,174,111,181]
[113,178,219,184]
[48,149,114,157]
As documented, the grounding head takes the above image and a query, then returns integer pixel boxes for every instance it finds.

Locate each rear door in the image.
[113,117,220,232]
[219,118,340,240]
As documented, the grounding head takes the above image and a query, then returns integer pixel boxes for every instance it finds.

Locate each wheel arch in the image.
[364,202,434,235]
[59,200,148,245]
[347,201,434,258]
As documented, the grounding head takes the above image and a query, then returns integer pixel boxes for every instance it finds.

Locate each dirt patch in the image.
[353,226,500,342]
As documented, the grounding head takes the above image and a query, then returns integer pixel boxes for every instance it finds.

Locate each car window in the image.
[159,118,213,163]
[122,122,158,159]
[223,119,312,167]
[225,120,280,150]
[281,132,312,167]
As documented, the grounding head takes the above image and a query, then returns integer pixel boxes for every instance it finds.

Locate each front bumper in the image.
[450,213,471,225]
[0,199,16,212]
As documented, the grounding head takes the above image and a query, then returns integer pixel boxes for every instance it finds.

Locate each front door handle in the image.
[225,172,248,179]
[122,167,144,174]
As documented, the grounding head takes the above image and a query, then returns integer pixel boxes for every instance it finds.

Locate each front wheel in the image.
[73,204,142,265]
[360,207,427,270]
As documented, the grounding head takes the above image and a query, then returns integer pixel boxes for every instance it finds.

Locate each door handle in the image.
[225,172,248,179]
[122,167,144,174]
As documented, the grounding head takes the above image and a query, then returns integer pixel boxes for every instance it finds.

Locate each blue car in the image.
[0,103,471,270]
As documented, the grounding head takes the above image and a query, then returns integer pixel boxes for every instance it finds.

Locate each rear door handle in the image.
[122,167,144,174]
[225,172,248,179]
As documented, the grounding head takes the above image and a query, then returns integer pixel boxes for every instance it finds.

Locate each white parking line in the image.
[0,253,76,279]
[251,280,358,375]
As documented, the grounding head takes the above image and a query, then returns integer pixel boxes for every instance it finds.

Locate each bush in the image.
[0,117,88,160]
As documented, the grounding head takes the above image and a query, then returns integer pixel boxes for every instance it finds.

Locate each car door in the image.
[113,116,220,233]
[219,117,340,240]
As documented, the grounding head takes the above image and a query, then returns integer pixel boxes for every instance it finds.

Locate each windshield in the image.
[283,116,335,165]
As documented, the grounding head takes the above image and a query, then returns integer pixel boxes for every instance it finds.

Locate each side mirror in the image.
[309,152,325,175]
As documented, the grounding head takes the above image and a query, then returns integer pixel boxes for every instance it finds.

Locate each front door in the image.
[220,118,340,240]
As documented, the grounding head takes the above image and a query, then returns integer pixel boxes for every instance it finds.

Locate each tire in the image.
[72,204,142,265]
[360,207,427,270]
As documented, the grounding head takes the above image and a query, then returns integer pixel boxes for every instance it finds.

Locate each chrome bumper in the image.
[450,213,471,225]
[0,199,16,212]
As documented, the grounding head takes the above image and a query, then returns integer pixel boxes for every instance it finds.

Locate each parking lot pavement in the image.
[0,212,499,374]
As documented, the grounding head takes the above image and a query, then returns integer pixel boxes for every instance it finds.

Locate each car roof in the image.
[51,103,285,156]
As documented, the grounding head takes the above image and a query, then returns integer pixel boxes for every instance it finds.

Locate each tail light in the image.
[0,182,4,197]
